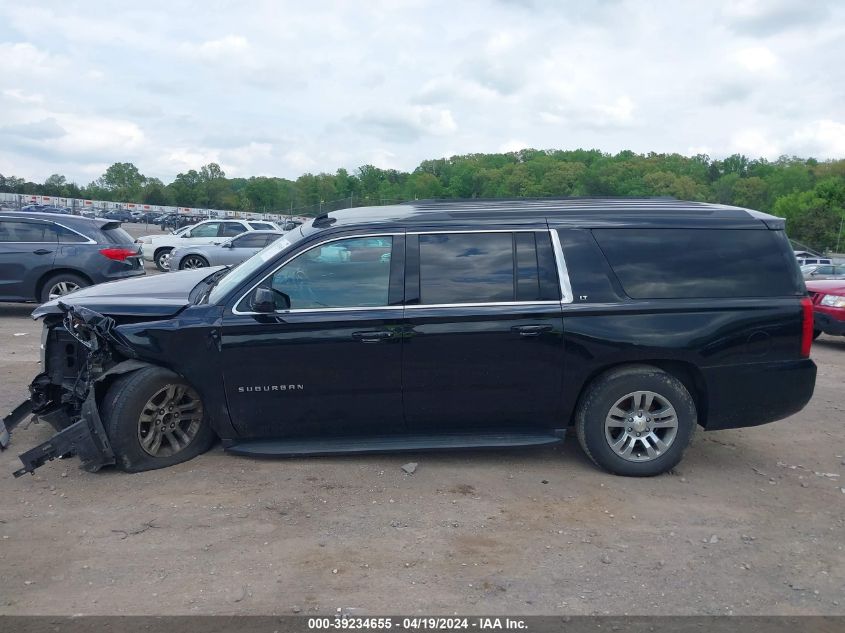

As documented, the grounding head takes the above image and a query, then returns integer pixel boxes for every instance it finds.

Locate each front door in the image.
[220,233,405,439]
[402,230,564,431]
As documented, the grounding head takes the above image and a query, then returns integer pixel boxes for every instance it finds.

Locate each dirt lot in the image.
[0,237,843,615]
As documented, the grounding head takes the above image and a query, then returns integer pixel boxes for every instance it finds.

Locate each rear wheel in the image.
[575,365,696,476]
[39,272,89,303]
[179,254,209,270]
[102,366,216,472]
[154,248,173,271]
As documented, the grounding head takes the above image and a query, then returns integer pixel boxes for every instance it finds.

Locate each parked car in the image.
[102,210,135,222]
[138,219,282,271]
[1,199,817,479]
[801,264,845,280]
[796,256,833,267]
[806,280,845,338]
[169,230,285,270]
[0,211,144,303]
[21,205,72,215]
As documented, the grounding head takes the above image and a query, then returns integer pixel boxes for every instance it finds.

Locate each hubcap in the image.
[183,256,206,269]
[137,384,203,457]
[604,390,678,462]
[48,281,80,300]
[158,252,171,270]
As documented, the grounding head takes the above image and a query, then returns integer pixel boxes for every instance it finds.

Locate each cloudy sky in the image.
[1,0,844,184]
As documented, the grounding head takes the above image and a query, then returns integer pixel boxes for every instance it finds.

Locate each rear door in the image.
[402,229,564,432]
[0,218,58,300]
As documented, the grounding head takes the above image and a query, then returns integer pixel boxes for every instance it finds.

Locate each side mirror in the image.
[222,241,233,248]
[251,287,289,313]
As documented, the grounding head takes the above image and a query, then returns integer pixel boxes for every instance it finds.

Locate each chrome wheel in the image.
[48,280,80,300]
[604,390,678,462]
[156,250,172,271]
[137,384,204,457]
[181,255,207,269]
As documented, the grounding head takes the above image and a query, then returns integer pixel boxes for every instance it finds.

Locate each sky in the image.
[1,0,844,184]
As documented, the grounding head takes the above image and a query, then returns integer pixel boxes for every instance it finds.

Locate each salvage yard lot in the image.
[0,260,843,615]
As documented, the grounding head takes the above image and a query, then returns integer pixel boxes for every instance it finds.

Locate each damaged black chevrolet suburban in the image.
[1,199,817,477]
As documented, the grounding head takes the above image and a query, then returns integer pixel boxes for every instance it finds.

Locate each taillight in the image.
[99,248,138,261]
[800,296,813,357]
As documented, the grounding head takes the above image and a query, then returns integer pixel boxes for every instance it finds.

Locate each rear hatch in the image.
[95,221,144,272]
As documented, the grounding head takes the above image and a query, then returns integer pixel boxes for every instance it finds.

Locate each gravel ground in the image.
[0,233,843,615]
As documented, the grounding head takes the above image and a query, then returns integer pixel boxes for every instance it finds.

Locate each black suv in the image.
[0,212,144,304]
[1,199,816,478]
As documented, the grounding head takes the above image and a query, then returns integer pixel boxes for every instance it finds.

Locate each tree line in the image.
[2,149,844,252]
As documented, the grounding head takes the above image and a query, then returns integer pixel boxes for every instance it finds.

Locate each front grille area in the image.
[44,326,88,385]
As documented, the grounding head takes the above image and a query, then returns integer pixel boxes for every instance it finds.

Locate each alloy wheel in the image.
[181,255,207,269]
[48,280,80,300]
[604,390,679,462]
[137,384,204,457]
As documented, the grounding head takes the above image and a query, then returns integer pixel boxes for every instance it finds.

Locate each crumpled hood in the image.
[32,267,226,319]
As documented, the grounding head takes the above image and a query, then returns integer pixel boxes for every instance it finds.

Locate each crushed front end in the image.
[1,304,143,477]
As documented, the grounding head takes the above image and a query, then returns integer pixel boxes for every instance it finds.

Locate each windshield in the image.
[207,223,314,304]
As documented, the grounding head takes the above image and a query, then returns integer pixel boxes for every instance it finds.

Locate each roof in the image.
[0,210,113,227]
[314,198,784,230]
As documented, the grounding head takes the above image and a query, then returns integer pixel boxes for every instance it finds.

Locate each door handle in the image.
[352,330,393,343]
[512,324,553,337]
[33,249,53,255]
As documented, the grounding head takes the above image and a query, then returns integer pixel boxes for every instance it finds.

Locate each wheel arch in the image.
[35,268,94,301]
[570,359,709,428]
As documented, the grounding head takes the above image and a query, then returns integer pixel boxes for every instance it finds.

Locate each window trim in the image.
[230,228,575,315]
[232,232,403,315]
[0,216,95,245]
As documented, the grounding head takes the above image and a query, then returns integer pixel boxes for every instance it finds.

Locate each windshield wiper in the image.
[194,267,231,304]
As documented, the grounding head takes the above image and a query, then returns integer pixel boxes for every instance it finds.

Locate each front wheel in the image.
[575,365,696,476]
[154,248,173,271]
[102,366,216,472]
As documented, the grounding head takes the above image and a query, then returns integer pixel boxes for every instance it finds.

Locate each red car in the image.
[806,279,845,338]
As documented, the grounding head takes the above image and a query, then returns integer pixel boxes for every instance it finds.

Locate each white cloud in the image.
[789,120,845,158]
[735,46,778,72]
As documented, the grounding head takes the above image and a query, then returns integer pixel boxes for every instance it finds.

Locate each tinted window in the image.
[233,234,271,248]
[100,226,135,245]
[189,222,220,238]
[220,222,248,237]
[0,220,57,242]
[249,222,274,230]
[593,228,800,299]
[419,232,514,304]
[55,225,89,243]
[267,236,393,309]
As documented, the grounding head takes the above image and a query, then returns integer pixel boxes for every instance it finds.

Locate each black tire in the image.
[39,272,89,303]
[575,365,696,477]
[812,329,822,340]
[154,247,173,271]
[179,255,209,270]
[101,366,216,472]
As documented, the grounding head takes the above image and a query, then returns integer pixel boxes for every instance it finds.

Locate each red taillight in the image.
[800,296,813,357]
[99,248,138,262]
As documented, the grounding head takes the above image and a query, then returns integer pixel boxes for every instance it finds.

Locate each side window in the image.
[220,222,247,237]
[249,222,274,230]
[55,225,89,243]
[418,232,513,304]
[189,222,220,238]
[816,266,833,274]
[593,228,800,299]
[233,234,268,248]
[265,236,393,310]
[0,220,57,242]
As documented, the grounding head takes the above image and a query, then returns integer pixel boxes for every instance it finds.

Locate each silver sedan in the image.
[169,230,285,271]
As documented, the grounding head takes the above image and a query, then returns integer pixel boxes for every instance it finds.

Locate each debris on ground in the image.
[401,462,418,475]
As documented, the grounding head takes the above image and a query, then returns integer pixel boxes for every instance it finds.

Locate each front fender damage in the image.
[3,303,152,477]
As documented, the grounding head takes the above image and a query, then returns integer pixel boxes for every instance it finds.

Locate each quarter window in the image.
[266,236,393,310]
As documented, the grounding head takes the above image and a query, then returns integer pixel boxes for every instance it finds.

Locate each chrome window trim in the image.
[405,301,561,309]
[0,216,96,245]
[549,228,573,304]
[232,232,403,315]
[408,228,540,235]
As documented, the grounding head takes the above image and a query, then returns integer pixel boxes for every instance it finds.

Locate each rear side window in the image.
[417,231,557,305]
[593,228,801,299]
[55,225,89,243]
[220,222,248,237]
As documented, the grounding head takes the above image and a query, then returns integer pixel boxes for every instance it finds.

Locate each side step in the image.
[225,430,565,457]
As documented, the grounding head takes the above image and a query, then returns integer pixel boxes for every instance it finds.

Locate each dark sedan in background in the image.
[0,211,144,303]
[169,230,284,270]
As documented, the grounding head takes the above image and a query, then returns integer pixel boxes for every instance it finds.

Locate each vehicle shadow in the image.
[0,303,37,318]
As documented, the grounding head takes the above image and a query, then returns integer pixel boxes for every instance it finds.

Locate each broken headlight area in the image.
[4,303,143,477]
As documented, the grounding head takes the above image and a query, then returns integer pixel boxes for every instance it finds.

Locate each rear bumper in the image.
[702,359,817,431]
[813,308,845,335]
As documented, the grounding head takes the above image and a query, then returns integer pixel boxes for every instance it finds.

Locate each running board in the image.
[225,430,565,457]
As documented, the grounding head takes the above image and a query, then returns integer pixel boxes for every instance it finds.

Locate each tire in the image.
[154,248,173,271]
[812,329,822,340]
[39,272,89,303]
[575,365,696,477]
[179,254,209,270]
[101,366,216,473]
